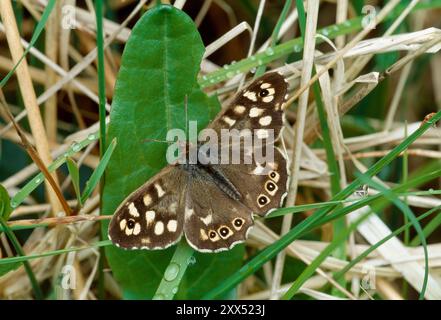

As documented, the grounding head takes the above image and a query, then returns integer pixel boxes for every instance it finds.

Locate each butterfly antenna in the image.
[142,138,173,145]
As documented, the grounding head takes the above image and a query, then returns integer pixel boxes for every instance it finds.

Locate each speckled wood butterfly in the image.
[108,72,289,252]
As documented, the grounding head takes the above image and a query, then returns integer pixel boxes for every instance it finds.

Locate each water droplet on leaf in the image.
[164,263,180,282]
[265,47,275,56]
[72,143,81,152]
[187,256,196,266]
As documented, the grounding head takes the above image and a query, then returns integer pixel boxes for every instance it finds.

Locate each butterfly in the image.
[108,72,289,253]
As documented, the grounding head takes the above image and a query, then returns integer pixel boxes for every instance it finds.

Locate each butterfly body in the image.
[108,72,289,252]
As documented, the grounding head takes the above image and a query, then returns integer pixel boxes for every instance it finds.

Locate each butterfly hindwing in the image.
[213,147,288,217]
[182,167,254,252]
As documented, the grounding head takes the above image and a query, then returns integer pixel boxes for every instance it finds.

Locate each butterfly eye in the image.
[127,219,136,229]
[269,171,280,182]
[234,218,243,227]
[265,181,278,196]
[209,231,217,239]
[233,218,245,230]
[266,182,276,191]
[259,89,270,97]
[257,195,270,207]
[218,226,233,239]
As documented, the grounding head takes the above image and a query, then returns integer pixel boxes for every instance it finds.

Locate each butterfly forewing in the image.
[108,166,187,250]
[208,72,288,140]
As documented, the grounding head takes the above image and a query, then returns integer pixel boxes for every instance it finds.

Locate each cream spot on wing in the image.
[284,93,289,100]
[143,194,152,206]
[200,229,209,240]
[141,238,150,244]
[128,203,140,217]
[234,105,246,114]
[222,116,236,127]
[167,220,178,232]
[267,88,275,95]
[260,82,271,89]
[262,95,274,103]
[125,226,133,236]
[185,207,194,221]
[154,221,164,235]
[154,183,165,198]
[240,129,252,137]
[249,107,264,118]
[256,129,270,139]
[200,214,213,226]
[168,202,177,214]
[133,222,141,235]
[259,115,272,126]
[119,219,127,231]
[146,210,155,226]
[244,90,257,101]
[252,164,266,175]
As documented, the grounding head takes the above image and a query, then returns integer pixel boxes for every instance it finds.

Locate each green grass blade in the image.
[153,240,194,299]
[203,111,441,299]
[0,184,12,220]
[0,0,56,88]
[410,210,441,246]
[95,0,107,158]
[11,132,99,208]
[332,205,441,289]
[80,138,117,204]
[282,210,372,299]
[66,158,82,207]
[0,240,112,265]
[0,216,43,299]
[356,173,429,299]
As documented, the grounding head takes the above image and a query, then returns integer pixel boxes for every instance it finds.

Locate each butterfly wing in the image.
[183,72,289,252]
[214,147,288,217]
[183,167,254,253]
[108,165,188,250]
[205,72,289,216]
[208,71,288,140]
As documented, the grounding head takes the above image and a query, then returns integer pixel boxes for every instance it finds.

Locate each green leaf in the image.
[0,184,12,220]
[66,158,82,207]
[102,5,243,300]
[81,138,117,204]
